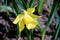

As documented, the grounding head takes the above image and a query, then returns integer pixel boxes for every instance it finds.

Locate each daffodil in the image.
[13,8,41,32]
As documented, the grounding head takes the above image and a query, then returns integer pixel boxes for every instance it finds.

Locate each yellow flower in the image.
[13,8,41,32]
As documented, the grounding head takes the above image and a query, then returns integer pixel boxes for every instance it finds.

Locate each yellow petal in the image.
[19,20,24,32]
[26,20,37,29]
[27,8,35,14]
[13,14,23,24]
[26,8,40,18]
[28,13,41,18]
[23,10,33,24]
[23,10,27,14]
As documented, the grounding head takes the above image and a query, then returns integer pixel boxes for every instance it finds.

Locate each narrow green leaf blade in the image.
[51,17,60,40]
[22,0,27,9]
[45,0,59,29]
[37,0,44,15]
[37,21,44,34]
[56,17,60,28]
[12,0,21,14]
[0,5,12,11]
[29,0,34,8]
[15,0,24,9]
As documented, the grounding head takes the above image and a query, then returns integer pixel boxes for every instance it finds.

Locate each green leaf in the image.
[15,0,24,9]
[0,0,2,5]
[13,9,18,17]
[12,0,21,14]
[4,26,9,33]
[37,0,44,15]
[26,2,29,8]
[45,0,59,29]
[29,0,34,8]
[41,0,59,40]
[51,17,60,40]
[37,21,43,34]
[56,17,60,28]
[0,5,12,11]
[22,0,27,10]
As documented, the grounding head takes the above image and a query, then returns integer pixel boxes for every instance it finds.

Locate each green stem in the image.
[28,35,31,40]
[17,23,21,37]
[27,29,33,40]
[37,21,43,34]
[17,23,21,40]
[41,31,45,40]
[30,29,33,40]
[37,21,45,40]
[24,28,31,40]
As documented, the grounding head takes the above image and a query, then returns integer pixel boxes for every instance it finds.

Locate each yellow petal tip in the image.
[13,21,17,24]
